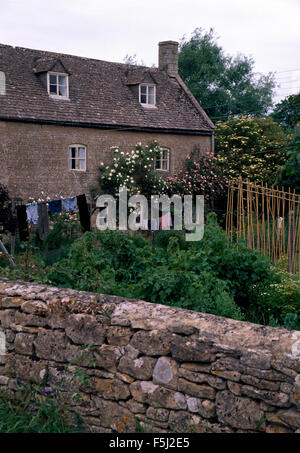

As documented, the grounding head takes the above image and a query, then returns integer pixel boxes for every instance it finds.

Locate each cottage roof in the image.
[0,44,214,134]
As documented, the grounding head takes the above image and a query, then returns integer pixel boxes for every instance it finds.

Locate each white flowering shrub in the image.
[97,142,169,198]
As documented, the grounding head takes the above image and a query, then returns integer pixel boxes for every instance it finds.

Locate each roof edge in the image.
[173,75,215,130]
[0,116,213,136]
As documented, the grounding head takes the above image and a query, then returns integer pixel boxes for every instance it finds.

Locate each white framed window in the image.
[155,148,170,171]
[47,72,69,98]
[139,84,156,106]
[0,72,5,95]
[68,145,86,171]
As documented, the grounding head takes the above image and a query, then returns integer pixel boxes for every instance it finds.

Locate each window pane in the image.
[71,158,76,169]
[148,92,154,104]
[71,148,76,159]
[79,159,85,170]
[163,150,169,159]
[162,160,168,170]
[50,84,57,94]
[148,86,154,95]
[140,85,147,94]
[49,74,56,84]
[59,84,67,96]
[78,147,85,159]
[155,158,161,169]
[140,94,147,104]
[59,75,67,86]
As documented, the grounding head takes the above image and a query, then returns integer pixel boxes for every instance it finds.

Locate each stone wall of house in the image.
[0,121,212,201]
[1,277,300,433]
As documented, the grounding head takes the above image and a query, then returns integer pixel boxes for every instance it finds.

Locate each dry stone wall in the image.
[1,277,300,433]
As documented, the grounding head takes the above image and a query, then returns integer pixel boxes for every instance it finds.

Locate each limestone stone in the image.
[21,300,49,315]
[0,297,24,308]
[34,329,69,362]
[121,344,140,359]
[212,370,241,382]
[227,381,241,396]
[178,378,216,400]
[125,399,147,414]
[241,374,280,391]
[216,390,263,430]
[276,408,300,429]
[146,407,169,422]
[4,353,46,384]
[166,321,198,336]
[92,398,136,432]
[178,367,225,390]
[94,344,121,371]
[186,397,216,418]
[15,311,47,327]
[240,350,272,370]
[129,381,159,404]
[91,378,130,400]
[130,330,175,356]
[241,385,291,408]
[171,337,215,362]
[118,356,156,380]
[65,313,105,345]
[180,362,211,373]
[106,326,132,346]
[149,387,187,410]
[152,357,178,390]
[0,309,15,328]
[14,332,35,355]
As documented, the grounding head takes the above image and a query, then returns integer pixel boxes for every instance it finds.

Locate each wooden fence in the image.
[226,179,300,274]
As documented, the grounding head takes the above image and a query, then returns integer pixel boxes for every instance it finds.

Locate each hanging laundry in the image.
[49,199,62,215]
[62,196,77,212]
[77,194,90,231]
[38,202,49,240]
[160,212,173,229]
[16,205,29,241]
[26,203,38,224]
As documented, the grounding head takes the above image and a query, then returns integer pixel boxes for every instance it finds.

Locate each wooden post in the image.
[0,239,15,267]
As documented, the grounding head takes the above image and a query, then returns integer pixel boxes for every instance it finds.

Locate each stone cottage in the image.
[0,41,214,201]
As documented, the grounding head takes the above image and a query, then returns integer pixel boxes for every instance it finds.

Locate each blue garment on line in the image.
[49,199,62,214]
[26,203,38,224]
[62,196,77,212]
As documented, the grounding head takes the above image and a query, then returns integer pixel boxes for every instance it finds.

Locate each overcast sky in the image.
[0,0,299,104]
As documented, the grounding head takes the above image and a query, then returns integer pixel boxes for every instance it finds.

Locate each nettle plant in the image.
[166,150,227,201]
[97,142,169,199]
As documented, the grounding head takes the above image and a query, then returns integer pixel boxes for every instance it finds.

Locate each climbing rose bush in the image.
[166,150,227,200]
[97,142,169,198]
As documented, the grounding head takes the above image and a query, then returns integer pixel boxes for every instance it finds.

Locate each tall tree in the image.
[272,93,300,132]
[178,28,275,122]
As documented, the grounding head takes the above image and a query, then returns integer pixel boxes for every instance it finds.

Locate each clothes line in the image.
[17,194,90,241]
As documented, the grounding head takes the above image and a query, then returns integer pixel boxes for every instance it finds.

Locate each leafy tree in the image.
[277,133,300,192]
[178,28,275,122]
[215,116,291,185]
[272,93,300,132]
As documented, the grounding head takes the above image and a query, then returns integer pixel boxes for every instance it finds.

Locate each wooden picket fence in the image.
[226,179,300,274]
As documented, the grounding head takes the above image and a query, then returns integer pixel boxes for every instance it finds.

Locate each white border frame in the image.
[47,72,69,99]
[139,83,156,107]
[68,144,86,171]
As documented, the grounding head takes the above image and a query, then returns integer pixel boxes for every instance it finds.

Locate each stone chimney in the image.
[158,41,178,75]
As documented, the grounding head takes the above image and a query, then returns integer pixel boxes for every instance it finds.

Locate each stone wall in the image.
[0,120,211,201]
[0,277,300,433]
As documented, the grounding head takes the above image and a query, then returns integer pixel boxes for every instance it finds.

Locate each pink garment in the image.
[160,212,173,229]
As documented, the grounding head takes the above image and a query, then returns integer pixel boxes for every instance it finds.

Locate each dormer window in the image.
[139,84,156,106]
[47,72,69,98]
